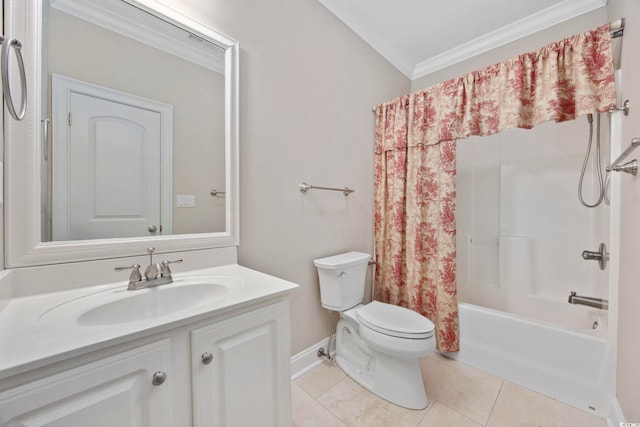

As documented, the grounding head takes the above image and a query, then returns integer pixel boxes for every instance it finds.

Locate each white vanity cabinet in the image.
[0,339,173,426]
[191,300,291,427]
[0,298,292,427]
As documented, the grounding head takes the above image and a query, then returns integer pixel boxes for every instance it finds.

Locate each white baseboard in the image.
[290,335,336,380]
[608,397,626,427]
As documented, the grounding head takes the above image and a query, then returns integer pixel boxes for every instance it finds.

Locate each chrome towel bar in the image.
[299,182,354,196]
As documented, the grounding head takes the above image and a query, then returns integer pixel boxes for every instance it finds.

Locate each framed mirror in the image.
[4,0,239,267]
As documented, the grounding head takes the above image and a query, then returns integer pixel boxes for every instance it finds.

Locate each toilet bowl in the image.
[357,301,435,358]
[314,252,435,409]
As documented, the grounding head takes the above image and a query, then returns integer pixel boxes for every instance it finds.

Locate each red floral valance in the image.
[375,23,617,153]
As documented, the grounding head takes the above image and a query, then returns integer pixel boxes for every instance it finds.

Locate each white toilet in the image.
[314,251,435,409]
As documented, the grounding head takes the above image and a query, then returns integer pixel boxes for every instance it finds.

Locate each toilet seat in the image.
[357,301,434,339]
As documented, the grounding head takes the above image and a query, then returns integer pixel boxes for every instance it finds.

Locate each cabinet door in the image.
[0,340,172,427]
[191,301,291,427]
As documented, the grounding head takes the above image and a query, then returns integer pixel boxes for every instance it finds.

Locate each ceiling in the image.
[317,0,607,80]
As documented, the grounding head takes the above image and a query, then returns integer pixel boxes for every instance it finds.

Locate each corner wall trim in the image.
[290,335,336,381]
[608,397,626,427]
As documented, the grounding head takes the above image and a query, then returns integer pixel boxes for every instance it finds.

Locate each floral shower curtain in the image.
[373,23,617,352]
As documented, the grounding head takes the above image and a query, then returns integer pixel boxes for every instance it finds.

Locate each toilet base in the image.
[335,317,429,410]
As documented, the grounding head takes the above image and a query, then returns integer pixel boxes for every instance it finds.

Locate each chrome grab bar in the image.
[568,291,609,310]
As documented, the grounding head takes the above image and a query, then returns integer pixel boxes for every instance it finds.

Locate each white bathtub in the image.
[445,303,614,418]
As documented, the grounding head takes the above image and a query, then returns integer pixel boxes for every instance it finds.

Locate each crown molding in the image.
[412,0,607,79]
[318,0,607,81]
[49,0,225,74]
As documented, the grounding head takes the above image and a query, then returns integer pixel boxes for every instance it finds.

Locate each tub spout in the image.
[568,291,609,310]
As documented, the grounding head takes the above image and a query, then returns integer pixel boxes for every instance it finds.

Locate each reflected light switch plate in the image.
[176,194,196,207]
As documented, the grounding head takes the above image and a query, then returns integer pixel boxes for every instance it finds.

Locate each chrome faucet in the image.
[115,247,183,290]
[568,291,609,310]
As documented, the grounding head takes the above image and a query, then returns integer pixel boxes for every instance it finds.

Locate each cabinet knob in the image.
[201,352,214,365]
[152,371,167,386]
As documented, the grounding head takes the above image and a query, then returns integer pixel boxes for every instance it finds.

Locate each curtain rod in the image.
[611,18,625,38]
[371,19,626,113]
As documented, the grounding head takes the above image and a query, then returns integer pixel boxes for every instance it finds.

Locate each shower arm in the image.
[606,137,640,175]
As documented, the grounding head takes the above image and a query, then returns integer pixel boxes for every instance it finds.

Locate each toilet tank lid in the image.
[357,301,435,336]
[313,252,371,269]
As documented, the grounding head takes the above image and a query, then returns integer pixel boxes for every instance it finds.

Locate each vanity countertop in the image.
[0,264,298,381]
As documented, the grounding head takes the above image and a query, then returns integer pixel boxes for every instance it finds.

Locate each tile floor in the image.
[292,353,606,427]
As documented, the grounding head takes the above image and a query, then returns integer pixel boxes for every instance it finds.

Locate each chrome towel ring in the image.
[0,36,27,121]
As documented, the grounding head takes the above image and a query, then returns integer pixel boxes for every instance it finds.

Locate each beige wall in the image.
[153,0,411,353]
[141,8,640,421]
[607,0,640,420]
[48,9,226,235]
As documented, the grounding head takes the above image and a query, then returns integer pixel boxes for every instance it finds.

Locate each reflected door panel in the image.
[52,91,162,240]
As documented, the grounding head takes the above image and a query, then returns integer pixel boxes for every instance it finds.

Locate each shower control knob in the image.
[201,352,214,365]
[152,371,167,386]
[581,250,601,260]
[581,243,608,270]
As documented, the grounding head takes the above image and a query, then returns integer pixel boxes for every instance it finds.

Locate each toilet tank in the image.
[313,252,370,311]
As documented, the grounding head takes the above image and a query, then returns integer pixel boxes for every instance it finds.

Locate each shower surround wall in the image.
[456,117,610,332]
[409,11,612,334]
[444,42,617,420]
[607,0,640,420]
[410,8,618,417]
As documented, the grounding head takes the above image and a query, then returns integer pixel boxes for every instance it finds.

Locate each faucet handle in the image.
[115,264,142,283]
[161,259,183,278]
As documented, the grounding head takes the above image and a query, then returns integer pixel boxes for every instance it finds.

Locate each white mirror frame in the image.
[4,0,239,267]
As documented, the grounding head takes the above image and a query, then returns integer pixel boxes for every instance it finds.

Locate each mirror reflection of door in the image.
[51,74,173,240]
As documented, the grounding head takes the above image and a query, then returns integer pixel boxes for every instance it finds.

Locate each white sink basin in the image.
[78,283,229,326]
[39,275,243,326]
